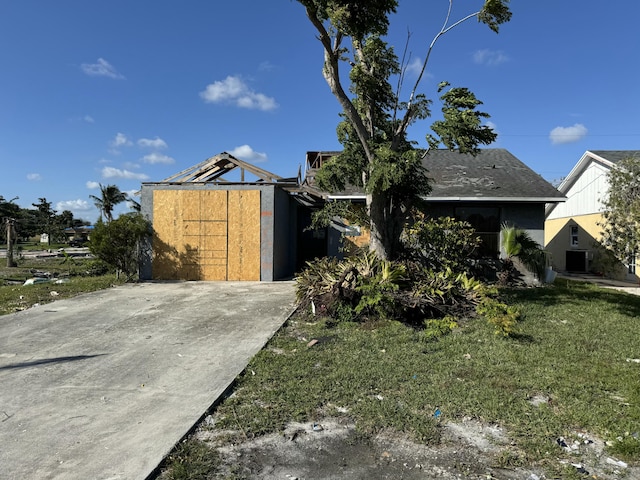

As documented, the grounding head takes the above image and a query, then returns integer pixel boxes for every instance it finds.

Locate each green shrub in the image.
[423,316,458,340]
[476,296,520,336]
[402,215,481,274]
[89,213,151,281]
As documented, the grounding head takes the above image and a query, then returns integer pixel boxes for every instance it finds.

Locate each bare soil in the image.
[179,414,640,480]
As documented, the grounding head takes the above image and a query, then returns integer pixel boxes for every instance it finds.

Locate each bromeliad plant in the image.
[295,248,513,333]
[296,214,524,335]
[295,250,408,321]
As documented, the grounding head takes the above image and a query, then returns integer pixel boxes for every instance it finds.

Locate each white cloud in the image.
[473,49,509,66]
[56,199,92,213]
[549,123,588,145]
[138,137,168,149]
[86,181,100,189]
[81,58,125,79]
[485,121,498,133]
[123,162,141,170]
[111,132,132,148]
[142,153,175,165]
[101,166,149,180]
[27,173,42,181]
[200,76,278,111]
[258,61,275,72]
[405,58,424,76]
[228,145,268,163]
[84,115,95,123]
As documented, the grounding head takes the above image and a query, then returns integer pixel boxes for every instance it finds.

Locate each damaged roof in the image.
[424,149,565,202]
[143,151,325,207]
[308,148,565,203]
[153,152,296,184]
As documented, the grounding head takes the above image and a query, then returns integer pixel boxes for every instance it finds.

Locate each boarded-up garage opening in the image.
[152,189,260,281]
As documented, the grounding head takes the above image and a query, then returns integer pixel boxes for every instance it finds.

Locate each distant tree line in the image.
[0,196,90,245]
[0,184,139,245]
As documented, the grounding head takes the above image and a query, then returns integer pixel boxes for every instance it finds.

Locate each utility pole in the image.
[4,196,19,267]
[6,217,16,267]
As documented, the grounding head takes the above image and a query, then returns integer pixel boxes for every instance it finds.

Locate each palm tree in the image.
[90,184,128,222]
[500,224,547,281]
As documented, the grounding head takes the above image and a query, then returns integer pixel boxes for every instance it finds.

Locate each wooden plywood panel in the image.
[181,190,201,220]
[201,221,227,237]
[201,190,227,221]
[182,220,201,236]
[198,191,228,280]
[152,188,261,281]
[227,190,260,281]
[201,235,226,254]
[201,264,228,280]
[153,190,181,279]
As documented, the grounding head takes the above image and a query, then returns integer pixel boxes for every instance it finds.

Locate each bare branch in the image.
[393,29,412,125]
[394,1,482,140]
[302,3,375,164]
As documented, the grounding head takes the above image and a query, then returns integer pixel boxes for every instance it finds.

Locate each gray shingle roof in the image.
[589,150,640,164]
[424,149,564,201]
[305,148,564,202]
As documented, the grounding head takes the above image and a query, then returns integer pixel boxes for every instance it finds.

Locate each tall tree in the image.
[90,184,128,222]
[298,0,511,259]
[32,197,56,246]
[600,156,640,267]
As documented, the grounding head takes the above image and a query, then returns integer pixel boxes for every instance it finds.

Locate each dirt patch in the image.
[192,417,543,479]
[173,415,640,480]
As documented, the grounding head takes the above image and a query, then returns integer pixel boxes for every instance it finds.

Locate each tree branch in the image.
[302,3,375,165]
[394,1,481,141]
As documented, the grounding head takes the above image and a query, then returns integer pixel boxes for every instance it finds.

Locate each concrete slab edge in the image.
[144,304,299,480]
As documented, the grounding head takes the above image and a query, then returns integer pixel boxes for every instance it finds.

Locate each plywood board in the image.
[152,189,261,281]
[227,190,260,281]
[180,190,201,220]
[152,190,181,279]
[201,190,227,221]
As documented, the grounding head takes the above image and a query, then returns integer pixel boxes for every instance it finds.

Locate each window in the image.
[454,206,500,257]
[570,225,579,247]
[629,253,637,275]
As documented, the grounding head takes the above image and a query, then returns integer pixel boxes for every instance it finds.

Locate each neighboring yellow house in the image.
[545,150,640,281]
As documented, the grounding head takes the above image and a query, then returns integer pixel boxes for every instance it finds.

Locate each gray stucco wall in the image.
[271,187,297,280]
[139,185,154,280]
[425,201,546,256]
[501,203,545,247]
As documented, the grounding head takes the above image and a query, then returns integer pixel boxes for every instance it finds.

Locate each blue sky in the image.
[1,1,639,222]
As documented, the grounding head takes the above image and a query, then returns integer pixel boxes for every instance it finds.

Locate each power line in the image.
[498,133,640,138]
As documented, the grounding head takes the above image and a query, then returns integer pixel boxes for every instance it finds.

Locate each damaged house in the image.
[140,149,565,281]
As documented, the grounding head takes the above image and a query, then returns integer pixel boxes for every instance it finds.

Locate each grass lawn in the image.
[0,253,123,315]
[163,279,640,478]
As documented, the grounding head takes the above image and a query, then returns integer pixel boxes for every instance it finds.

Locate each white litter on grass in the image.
[606,457,628,468]
[23,278,51,286]
[626,358,640,363]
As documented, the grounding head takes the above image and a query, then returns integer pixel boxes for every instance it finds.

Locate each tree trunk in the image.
[368,192,404,261]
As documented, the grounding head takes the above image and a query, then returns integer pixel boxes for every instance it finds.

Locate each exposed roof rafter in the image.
[160,152,284,184]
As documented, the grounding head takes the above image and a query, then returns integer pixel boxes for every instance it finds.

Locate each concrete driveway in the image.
[0,281,296,480]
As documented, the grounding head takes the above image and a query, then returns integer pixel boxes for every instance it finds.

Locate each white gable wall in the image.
[546,159,610,220]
